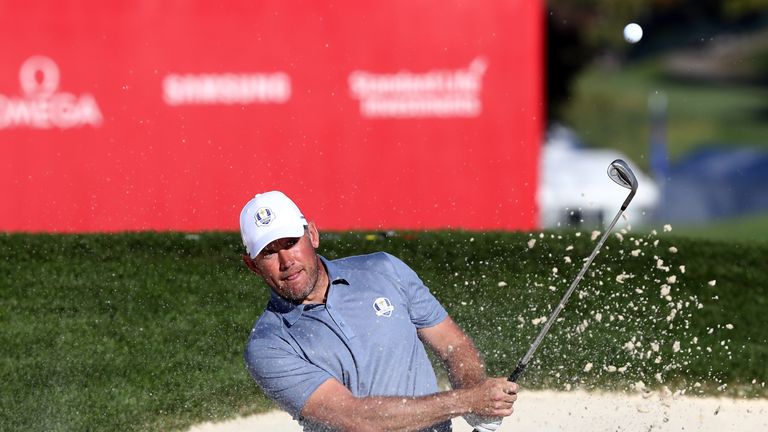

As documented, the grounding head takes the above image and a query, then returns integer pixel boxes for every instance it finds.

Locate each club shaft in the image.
[515,209,624,374]
[474,160,637,432]
[475,210,628,432]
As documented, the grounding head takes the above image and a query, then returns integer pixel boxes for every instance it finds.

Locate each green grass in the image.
[671,212,768,243]
[562,61,768,171]
[0,234,270,432]
[1,231,767,431]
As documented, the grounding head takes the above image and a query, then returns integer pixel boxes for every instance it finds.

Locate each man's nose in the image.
[277,249,293,269]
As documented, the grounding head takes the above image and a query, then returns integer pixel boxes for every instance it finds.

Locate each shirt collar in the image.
[321,255,351,288]
[267,255,350,326]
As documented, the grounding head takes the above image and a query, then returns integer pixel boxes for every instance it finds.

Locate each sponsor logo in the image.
[373,297,394,317]
[348,57,487,119]
[254,207,274,226]
[162,73,291,105]
[0,55,103,129]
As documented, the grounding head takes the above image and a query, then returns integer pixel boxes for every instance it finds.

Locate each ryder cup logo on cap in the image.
[240,191,306,258]
[373,297,394,317]
[254,207,274,226]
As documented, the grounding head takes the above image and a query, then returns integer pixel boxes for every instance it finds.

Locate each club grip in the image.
[508,361,527,382]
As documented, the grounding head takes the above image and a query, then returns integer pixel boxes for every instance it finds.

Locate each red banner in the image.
[0,0,543,232]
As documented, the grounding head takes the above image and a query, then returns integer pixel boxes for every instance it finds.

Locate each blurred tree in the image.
[546,0,649,121]
[546,0,768,121]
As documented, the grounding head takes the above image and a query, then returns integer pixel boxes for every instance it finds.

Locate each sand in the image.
[187,389,768,431]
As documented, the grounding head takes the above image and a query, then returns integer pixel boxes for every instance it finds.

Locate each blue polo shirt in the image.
[244,252,450,431]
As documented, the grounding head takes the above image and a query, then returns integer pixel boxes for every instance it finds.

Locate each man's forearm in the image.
[442,336,487,389]
[302,375,517,432]
[417,317,488,390]
[336,388,473,432]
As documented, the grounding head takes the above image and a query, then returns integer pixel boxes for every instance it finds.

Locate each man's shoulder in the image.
[330,251,394,267]
[329,251,408,277]
[247,309,286,347]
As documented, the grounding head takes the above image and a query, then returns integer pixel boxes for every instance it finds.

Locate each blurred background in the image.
[542,0,768,241]
[2,0,767,241]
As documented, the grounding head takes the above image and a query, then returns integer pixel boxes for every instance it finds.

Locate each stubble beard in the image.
[281,256,321,303]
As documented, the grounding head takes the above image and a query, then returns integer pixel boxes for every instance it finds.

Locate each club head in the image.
[607,159,638,210]
[608,159,637,190]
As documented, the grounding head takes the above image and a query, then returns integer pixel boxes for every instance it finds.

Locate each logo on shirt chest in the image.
[372,297,394,317]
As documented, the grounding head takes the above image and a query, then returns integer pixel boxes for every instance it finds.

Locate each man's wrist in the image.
[442,387,474,417]
[449,372,487,390]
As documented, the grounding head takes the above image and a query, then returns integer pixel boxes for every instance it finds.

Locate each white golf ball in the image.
[623,23,643,44]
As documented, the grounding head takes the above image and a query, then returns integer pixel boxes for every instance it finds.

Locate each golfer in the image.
[241,191,517,432]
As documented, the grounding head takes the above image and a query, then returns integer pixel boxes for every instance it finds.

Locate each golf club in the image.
[471,159,638,432]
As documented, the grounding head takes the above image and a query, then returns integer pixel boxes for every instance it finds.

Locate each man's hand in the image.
[463,413,502,432]
[462,378,517,431]
[465,378,518,417]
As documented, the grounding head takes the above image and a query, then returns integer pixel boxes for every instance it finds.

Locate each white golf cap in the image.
[239,191,307,258]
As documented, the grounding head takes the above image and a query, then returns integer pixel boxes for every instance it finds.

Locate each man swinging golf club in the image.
[240,191,516,432]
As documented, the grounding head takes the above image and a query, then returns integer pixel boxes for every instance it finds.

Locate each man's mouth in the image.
[283,270,302,282]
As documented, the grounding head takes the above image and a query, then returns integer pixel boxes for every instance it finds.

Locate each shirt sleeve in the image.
[244,331,333,418]
[383,253,448,328]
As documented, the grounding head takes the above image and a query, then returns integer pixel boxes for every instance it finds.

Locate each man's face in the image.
[244,222,324,303]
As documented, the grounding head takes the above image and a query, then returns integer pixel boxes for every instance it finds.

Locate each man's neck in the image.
[301,256,330,304]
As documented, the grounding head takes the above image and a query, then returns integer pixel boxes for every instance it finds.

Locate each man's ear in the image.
[242,254,262,275]
[307,222,320,248]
